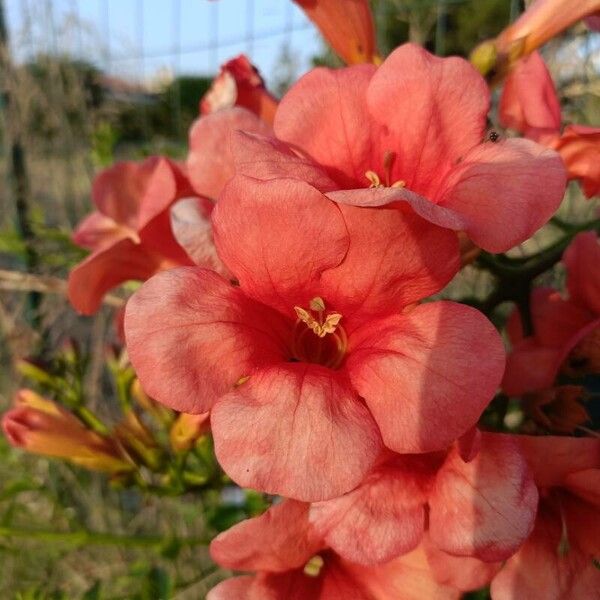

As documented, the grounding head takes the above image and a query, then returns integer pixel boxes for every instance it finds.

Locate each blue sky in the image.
[5,0,323,85]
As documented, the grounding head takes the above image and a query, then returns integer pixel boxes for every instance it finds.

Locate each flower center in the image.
[365,150,406,189]
[291,297,347,369]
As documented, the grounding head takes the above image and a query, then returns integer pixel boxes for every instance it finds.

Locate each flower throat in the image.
[291,297,347,369]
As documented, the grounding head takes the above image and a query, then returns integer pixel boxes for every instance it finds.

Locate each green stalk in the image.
[0,526,209,548]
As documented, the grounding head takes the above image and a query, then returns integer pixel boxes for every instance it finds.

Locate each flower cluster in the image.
[3,0,600,598]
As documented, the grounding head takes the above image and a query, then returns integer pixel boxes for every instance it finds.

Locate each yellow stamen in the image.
[294,298,342,339]
[235,375,250,387]
[365,167,405,190]
[365,170,381,188]
[303,555,324,577]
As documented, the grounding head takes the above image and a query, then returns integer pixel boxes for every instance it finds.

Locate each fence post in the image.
[0,0,41,326]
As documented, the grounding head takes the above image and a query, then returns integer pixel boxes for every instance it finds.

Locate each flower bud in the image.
[2,390,132,473]
[471,0,600,77]
[294,0,379,66]
[169,412,210,453]
[201,55,278,125]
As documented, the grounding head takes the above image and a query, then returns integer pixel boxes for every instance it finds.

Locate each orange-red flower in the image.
[471,0,600,76]
[308,433,537,566]
[208,499,460,599]
[293,0,379,65]
[265,44,565,254]
[200,55,278,126]
[68,157,195,315]
[1,390,131,473]
[504,232,600,396]
[125,167,506,502]
[490,436,600,599]
[497,0,600,59]
[500,51,600,198]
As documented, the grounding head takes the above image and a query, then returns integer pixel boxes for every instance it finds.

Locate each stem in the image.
[0,526,209,548]
[74,406,111,436]
[475,218,600,318]
[0,269,124,307]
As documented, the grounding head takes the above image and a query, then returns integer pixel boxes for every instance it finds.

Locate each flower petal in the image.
[564,231,600,315]
[93,157,187,230]
[211,364,382,501]
[503,338,562,395]
[429,433,538,562]
[516,435,600,489]
[200,54,278,125]
[499,51,561,138]
[274,64,377,188]
[423,540,501,592]
[187,107,272,199]
[207,577,254,600]
[366,43,489,198]
[309,457,435,565]
[437,138,566,252]
[324,187,467,231]
[210,500,322,573]
[125,267,287,413]
[349,546,462,600]
[169,197,228,275]
[72,211,129,251]
[554,125,600,198]
[320,203,460,320]
[293,0,378,65]
[347,302,505,453]
[249,571,323,600]
[68,238,161,315]
[212,176,349,315]
[490,496,600,600]
[231,131,338,192]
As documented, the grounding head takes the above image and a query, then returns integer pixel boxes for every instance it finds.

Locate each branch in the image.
[0,526,209,548]
[0,269,124,308]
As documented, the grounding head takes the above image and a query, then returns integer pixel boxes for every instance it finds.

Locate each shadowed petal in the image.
[503,338,562,395]
[169,197,228,275]
[321,204,460,320]
[309,458,433,565]
[429,433,538,562]
[347,302,505,453]
[554,125,600,198]
[564,232,600,315]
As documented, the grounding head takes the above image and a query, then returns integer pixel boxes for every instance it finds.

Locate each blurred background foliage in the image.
[0,0,599,598]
